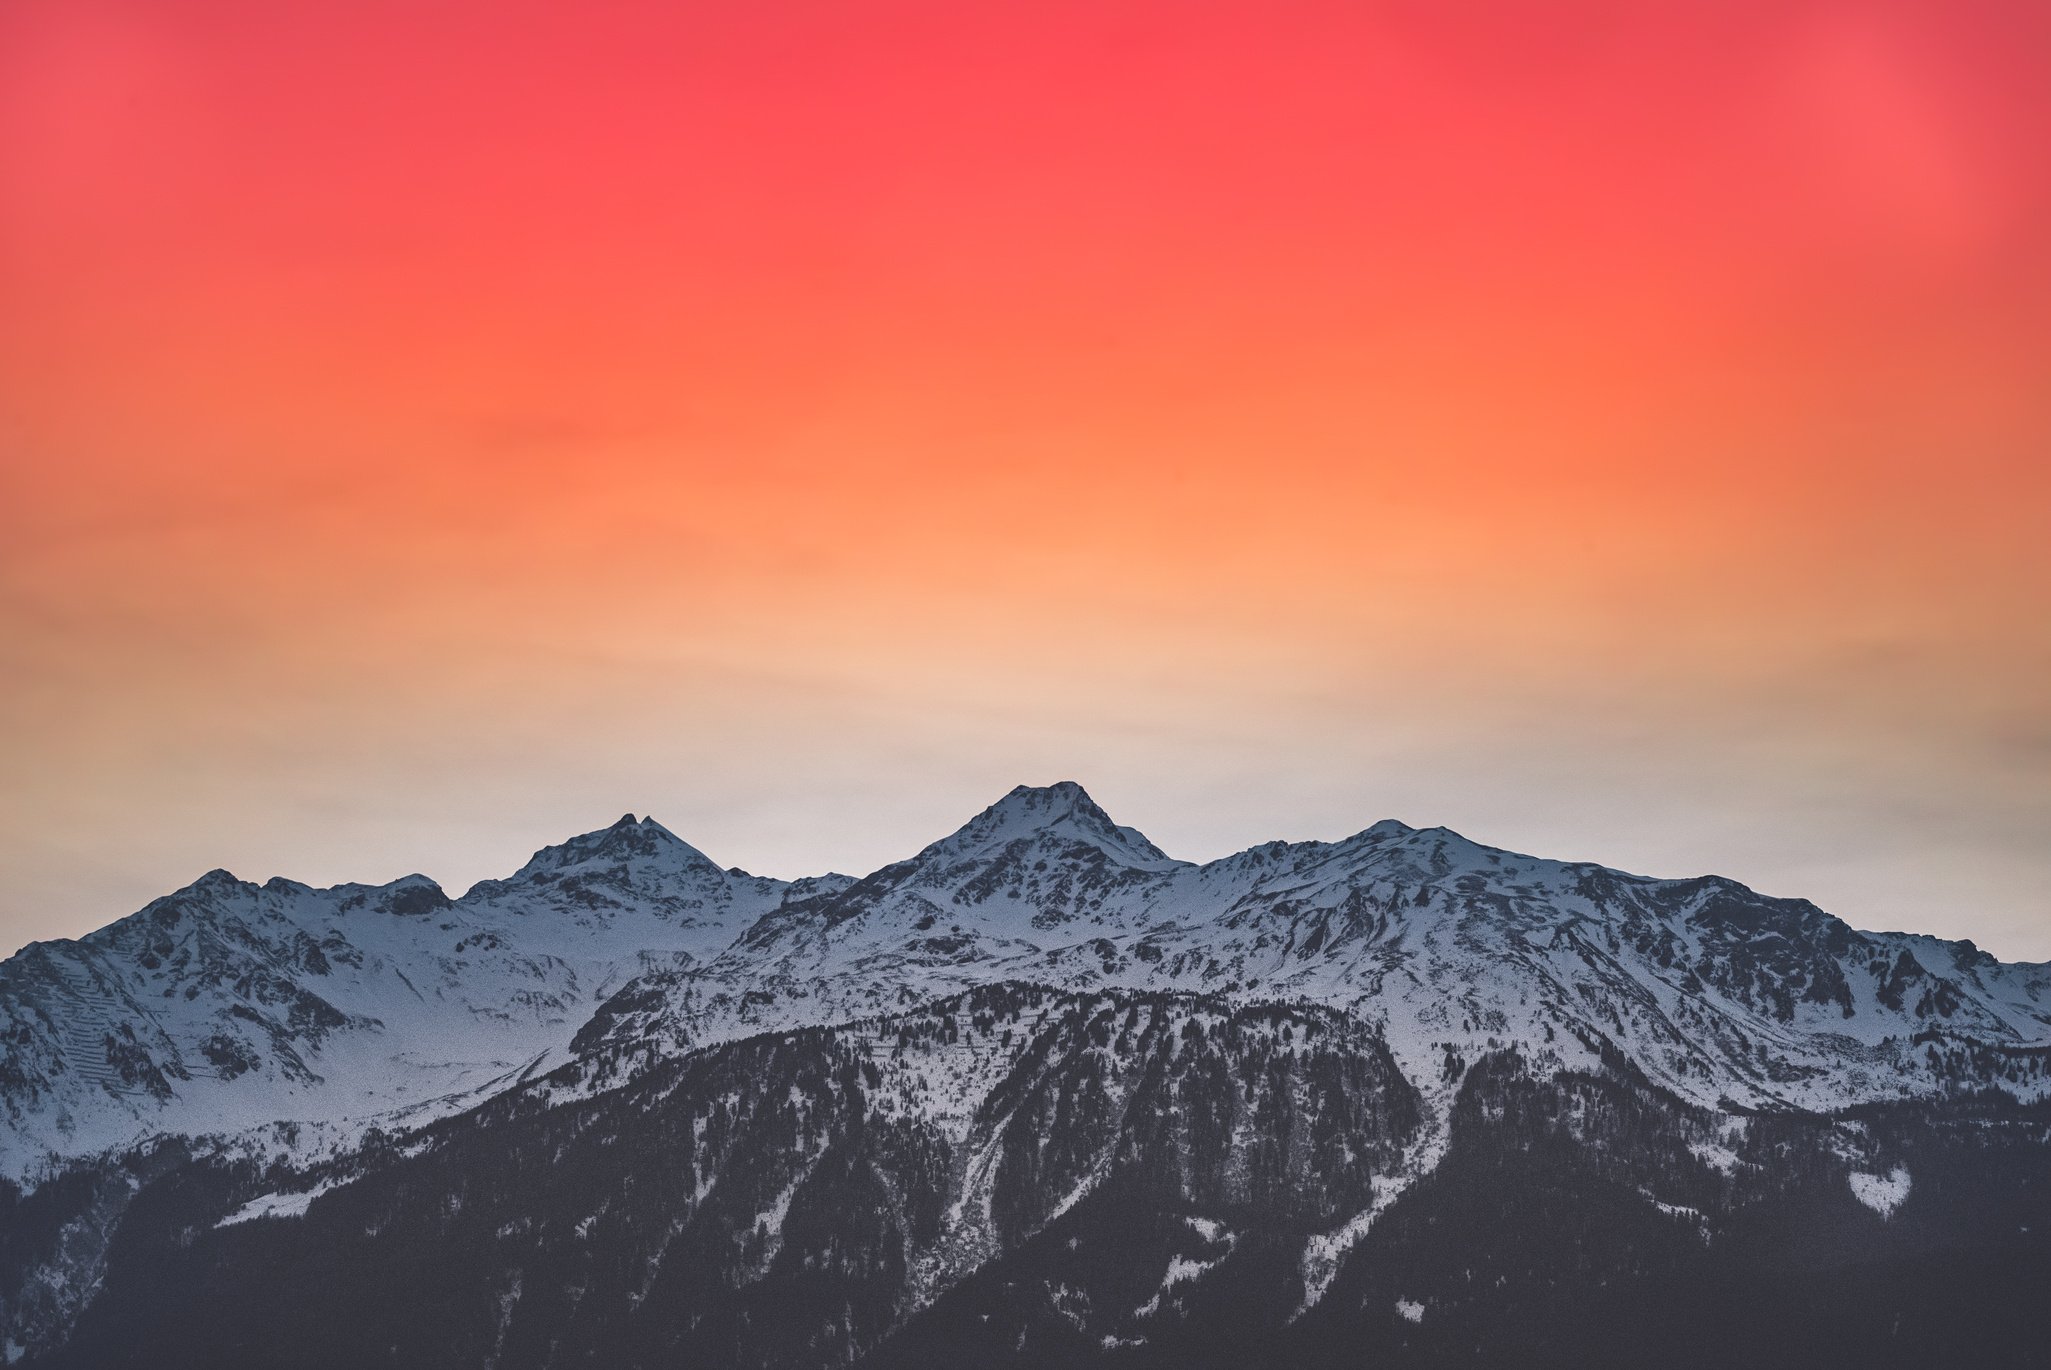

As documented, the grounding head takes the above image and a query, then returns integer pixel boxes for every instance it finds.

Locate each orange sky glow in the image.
[3,0,2048,957]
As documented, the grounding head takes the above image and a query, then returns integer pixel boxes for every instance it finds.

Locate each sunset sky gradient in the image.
[4,0,2048,957]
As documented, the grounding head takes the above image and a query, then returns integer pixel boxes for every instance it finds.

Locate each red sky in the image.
[3,0,2048,956]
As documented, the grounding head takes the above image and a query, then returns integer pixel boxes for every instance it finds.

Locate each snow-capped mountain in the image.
[7,784,2050,1180]
[0,814,845,1177]
[582,783,2051,1115]
[4,784,2049,1367]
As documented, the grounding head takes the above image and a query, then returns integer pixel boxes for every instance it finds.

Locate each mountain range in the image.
[3,782,2047,1367]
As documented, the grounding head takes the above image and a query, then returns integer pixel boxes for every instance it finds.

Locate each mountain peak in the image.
[998,780,1093,814]
[511,813,721,879]
[927,782,1183,869]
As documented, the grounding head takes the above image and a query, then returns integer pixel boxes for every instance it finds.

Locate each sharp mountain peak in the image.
[510,811,722,879]
[926,781,1184,869]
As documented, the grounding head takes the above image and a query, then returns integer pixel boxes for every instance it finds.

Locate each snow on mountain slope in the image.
[8,784,2050,1182]
[580,786,2051,1116]
[28,981,2050,1370]
[579,783,1197,1051]
[0,815,846,1178]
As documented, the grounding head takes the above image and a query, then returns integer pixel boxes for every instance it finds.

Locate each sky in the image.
[3,0,2048,960]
